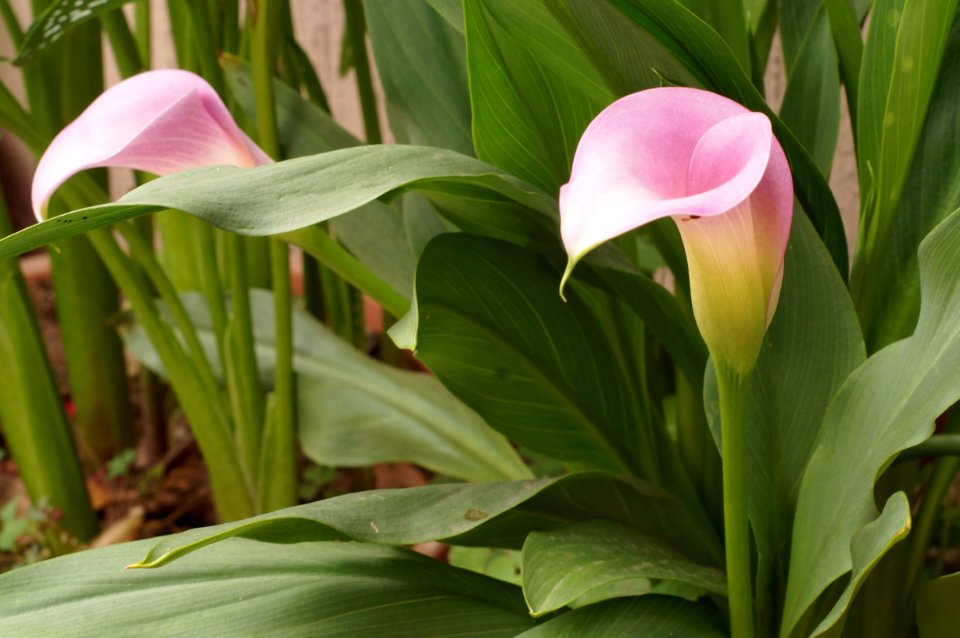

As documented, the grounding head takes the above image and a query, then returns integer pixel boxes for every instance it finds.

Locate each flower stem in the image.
[715,362,755,638]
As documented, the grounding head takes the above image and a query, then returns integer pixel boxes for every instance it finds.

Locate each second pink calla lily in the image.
[32,69,271,219]
[560,87,793,374]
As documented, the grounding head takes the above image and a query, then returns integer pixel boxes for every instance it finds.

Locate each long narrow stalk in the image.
[342,0,381,145]
[0,191,97,541]
[281,226,409,318]
[252,0,296,511]
[222,233,266,476]
[87,227,254,520]
[101,9,144,78]
[904,409,960,591]
[134,0,151,68]
[0,0,23,49]
[715,363,755,638]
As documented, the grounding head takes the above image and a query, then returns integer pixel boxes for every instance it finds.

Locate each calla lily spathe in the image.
[32,69,270,219]
[560,87,793,374]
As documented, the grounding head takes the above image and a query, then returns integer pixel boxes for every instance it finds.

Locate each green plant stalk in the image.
[342,0,381,145]
[904,410,960,592]
[0,193,97,541]
[181,0,226,94]
[134,0,151,67]
[715,362,755,638]
[0,0,23,48]
[118,223,220,392]
[281,226,409,318]
[42,16,134,464]
[101,8,144,78]
[222,233,266,478]
[86,226,254,520]
[252,0,297,510]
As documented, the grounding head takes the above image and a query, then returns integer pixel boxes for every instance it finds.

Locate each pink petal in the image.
[32,69,270,219]
[559,87,772,261]
[559,86,793,372]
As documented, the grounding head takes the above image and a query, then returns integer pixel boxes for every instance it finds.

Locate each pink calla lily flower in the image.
[32,69,271,219]
[560,87,793,374]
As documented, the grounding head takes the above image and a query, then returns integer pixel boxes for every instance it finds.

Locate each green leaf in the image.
[364,0,473,155]
[464,0,609,193]
[918,570,960,638]
[782,207,960,637]
[412,235,723,565]
[225,55,419,298]
[0,539,537,637]
[855,18,960,348]
[15,0,132,64]
[414,234,643,476]
[449,546,524,585]
[704,214,865,631]
[522,520,726,616]
[223,54,362,157]
[463,0,695,195]
[778,0,822,70]
[122,290,530,483]
[514,597,727,637]
[129,473,710,568]
[676,0,751,74]
[607,0,849,277]
[779,7,841,174]
[0,145,558,261]
[856,0,960,270]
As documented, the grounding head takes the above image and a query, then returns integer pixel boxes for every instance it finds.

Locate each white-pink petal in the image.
[32,69,270,219]
[559,86,794,373]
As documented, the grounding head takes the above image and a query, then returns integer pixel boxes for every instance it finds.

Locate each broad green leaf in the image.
[0,539,537,637]
[15,0,132,63]
[782,207,960,637]
[704,214,865,631]
[514,597,727,637]
[412,234,723,565]
[806,493,911,636]
[854,18,960,349]
[591,265,707,391]
[464,0,608,193]
[607,0,849,277]
[364,0,473,155]
[449,546,524,585]
[522,520,726,616]
[824,0,864,127]
[917,570,960,638]
[129,473,716,568]
[414,233,644,476]
[677,0,751,73]
[122,291,529,483]
[779,0,822,70]
[779,7,841,173]
[463,0,695,195]
[0,145,558,261]
[226,59,423,297]
[855,0,959,274]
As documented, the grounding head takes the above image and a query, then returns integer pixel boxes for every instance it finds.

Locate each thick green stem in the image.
[904,409,960,592]
[134,0,151,67]
[281,226,409,318]
[715,362,755,638]
[0,192,97,541]
[342,0,381,145]
[0,0,23,49]
[251,0,296,510]
[222,233,265,478]
[101,9,144,78]
[87,227,254,520]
